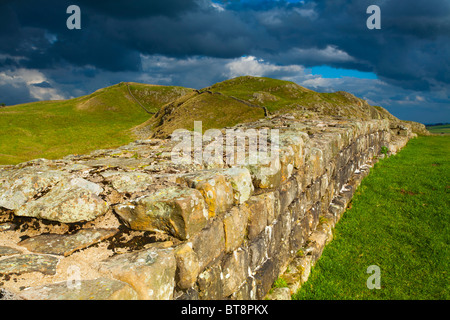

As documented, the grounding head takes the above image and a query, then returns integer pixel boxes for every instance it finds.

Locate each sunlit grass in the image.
[294,136,450,300]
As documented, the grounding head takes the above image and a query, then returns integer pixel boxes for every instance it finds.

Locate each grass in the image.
[426,124,450,135]
[293,135,450,300]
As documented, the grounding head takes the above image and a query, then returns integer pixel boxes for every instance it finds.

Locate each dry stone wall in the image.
[0,115,415,300]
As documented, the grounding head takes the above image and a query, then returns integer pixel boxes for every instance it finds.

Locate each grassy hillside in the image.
[0,82,193,165]
[204,76,389,120]
[293,135,450,299]
[146,76,402,139]
[148,90,266,138]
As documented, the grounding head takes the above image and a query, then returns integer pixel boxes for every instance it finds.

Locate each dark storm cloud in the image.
[0,0,449,122]
[2,0,449,86]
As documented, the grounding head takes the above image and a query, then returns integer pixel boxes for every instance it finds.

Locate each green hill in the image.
[1,76,426,165]
[146,76,399,138]
[0,82,193,165]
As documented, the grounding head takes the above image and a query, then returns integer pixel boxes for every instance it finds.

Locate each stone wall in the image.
[0,116,415,300]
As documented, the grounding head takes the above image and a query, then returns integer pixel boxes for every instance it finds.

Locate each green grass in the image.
[293,135,450,300]
[426,124,450,134]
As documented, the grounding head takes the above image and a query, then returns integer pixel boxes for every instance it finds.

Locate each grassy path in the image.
[293,135,450,300]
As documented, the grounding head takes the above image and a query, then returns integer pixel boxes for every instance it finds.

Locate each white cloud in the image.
[225,56,305,79]
[292,45,355,63]
[0,69,66,101]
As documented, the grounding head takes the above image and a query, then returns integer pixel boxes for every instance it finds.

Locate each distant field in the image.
[293,135,450,299]
[426,124,450,134]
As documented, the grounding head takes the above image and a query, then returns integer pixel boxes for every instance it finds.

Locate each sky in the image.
[0,0,449,124]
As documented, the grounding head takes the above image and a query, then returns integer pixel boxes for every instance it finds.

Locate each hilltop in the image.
[0,76,428,165]
[145,76,414,138]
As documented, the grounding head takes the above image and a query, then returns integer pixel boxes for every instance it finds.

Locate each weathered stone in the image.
[222,167,254,205]
[100,170,153,193]
[254,259,277,300]
[249,234,267,271]
[279,145,295,183]
[0,169,67,210]
[247,194,270,240]
[0,254,59,276]
[223,206,250,252]
[191,219,225,271]
[19,278,138,300]
[15,177,108,223]
[99,247,176,300]
[115,186,208,240]
[178,172,234,218]
[279,130,307,169]
[279,178,298,214]
[197,265,223,300]
[174,243,201,289]
[18,228,118,257]
[289,221,305,255]
[247,153,282,189]
[221,249,249,297]
[230,276,257,300]
[0,246,21,257]
[269,209,291,269]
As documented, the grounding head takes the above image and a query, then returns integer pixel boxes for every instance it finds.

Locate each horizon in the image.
[1,0,449,124]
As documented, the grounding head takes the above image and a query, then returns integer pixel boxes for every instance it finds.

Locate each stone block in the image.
[197,264,223,300]
[221,248,249,297]
[99,170,153,193]
[19,278,138,300]
[18,228,118,257]
[179,172,234,217]
[289,221,304,255]
[230,276,257,300]
[222,167,254,205]
[248,234,267,272]
[0,254,59,276]
[223,206,250,252]
[99,247,176,300]
[0,168,68,210]
[174,243,201,290]
[279,145,295,183]
[15,177,108,223]
[253,259,276,300]
[114,186,208,240]
[247,152,282,189]
[191,219,225,271]
[246,195,269,240]
[279,130,307,169]
[279,177,298,214]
